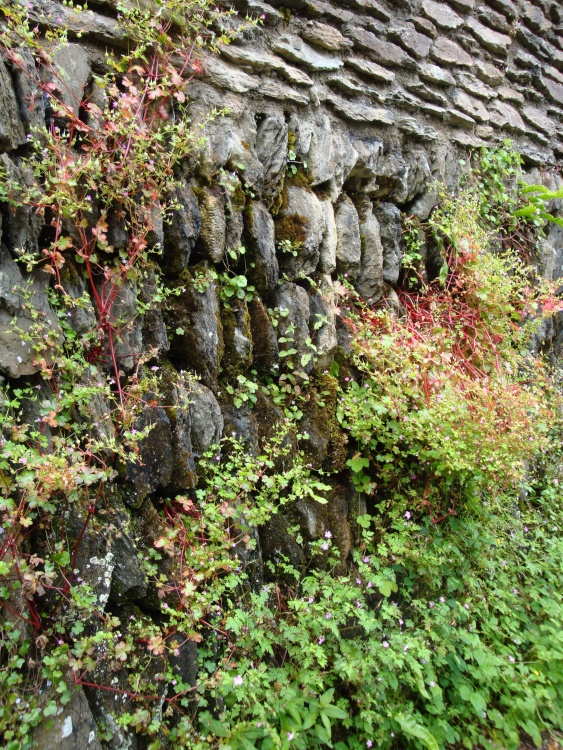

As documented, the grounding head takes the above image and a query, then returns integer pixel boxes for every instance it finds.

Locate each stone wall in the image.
[1,0,563,746]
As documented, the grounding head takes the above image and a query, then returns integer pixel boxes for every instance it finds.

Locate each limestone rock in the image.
[418,61,456,85]
[204,57,260,93]
[0,57,26,150]
[346,56,396,83]
[272,34,344,71]
[474,60,505,86]
[421,0,464,30]
[162,182,201,277]
[490,100,527,132]
[355,196,384,303]
[244,201,279,293]
[273,282,313,373]
[327,94,395,124]
[453,89,490,122]
[275,185,326,279]
[388,26,433,57]
[197,186,227,264]
[0,155,43,257]
[301,20,354,51]
[99,278,142,373]
[220,45,314,86]
[341,0,391,21]
[167,264,224,388]
[0,245,63,378]
[374,202,403,284]
[308,276,339,370]
[255,114,289,188]
[465,16,512,54]
[11,48,46,134]
[431,37,473,66]
[335,195,362,280]
[319,198,338,274]
[344,26,412,67]
[32,683,102,750]
[124,403,174,506]
[248,296,279,371]
[221,298,253,376]
[51,44,91,118]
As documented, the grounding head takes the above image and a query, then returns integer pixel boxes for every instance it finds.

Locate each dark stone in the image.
[244,201,279,293]
[0,155,43,257]
[167,264,224,388]
[0,56,26,150]
[32,682,102,750]
[221,298,253,377]
[373,202,403,284]
[248,296,279,372]
[124,403,174,507]
[162,182,201,277]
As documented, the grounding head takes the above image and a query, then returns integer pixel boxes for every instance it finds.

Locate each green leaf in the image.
[397,715,439,750]
[347,457,370,473]
[378,580,397,597]
[52,551,70,567]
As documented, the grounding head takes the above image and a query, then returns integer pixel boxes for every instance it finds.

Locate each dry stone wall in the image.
[1,0,563,746]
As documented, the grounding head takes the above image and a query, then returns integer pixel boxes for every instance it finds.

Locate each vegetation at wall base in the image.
[0,0,561,745]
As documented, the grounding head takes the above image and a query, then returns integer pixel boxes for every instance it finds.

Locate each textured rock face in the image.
[1,1,563,745]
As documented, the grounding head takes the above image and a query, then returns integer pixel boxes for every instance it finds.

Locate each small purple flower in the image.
[429,602,435,608]
[287,733,294,741]
[382,641,390,648]
[430,681,435,688]
[233,675,243,686]
[318,636,325,645]
[508,655,515,663]
[322,542,329,551]
[513,588,519,595]
[324,531,332,539]
[440,596,445,603]
[308,597,314,603]
[405,511,411,520]
[464,603,470,610]
[325,612,332,620]
[363,556,370,563]
[366,741,373,748]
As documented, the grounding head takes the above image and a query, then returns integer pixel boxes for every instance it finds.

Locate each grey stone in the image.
[260,79,311,105]
[308,276,339,370]
[521,1,552,34]
[335,195,362,280]
[162,183,201,277]
[418,62,456,86]
[498,85,524,103]
[272,34,344,71]
[189,380,224,456]
[374,202,403,284]
[220,45,314,86]
[412,15,439,37]
[124,403,174,506]
[0,244,63,378]
[204,57,260,93]
[0,57,26,150]
[276,185,326,279]
[355,195,384,303]
[473,60,505,86]
[51,43,91,118]
[327,74,366,96]
[244,0,284,24]
[388,26,433,57]
[167,264,224,388]
[222,297,253,376]
[448,0,475,10]
[465,16,512,54]
[227,123,265,194]
[421,0,464,29]
[11,48,46,134]
[273,282,313,373]
[109,528,148,604]
[346,56,396,83]
[197,186,226,264]
[397,117,439,141]
[475,5,511,33]
[327,94,395,124]
[487,0,518,19]
[255,114,289,187]
[445,108,476,128]
[344,26,412,67]
[319,198,337,274]
[457,72,497,99]
[305,112,335,185]
[0,155,43,257]
[341,0,391,20]
[28,0,125,46]
[248,296,279,371]
[537,74,563,106]
[301,20,354,51]
[32,683,102,750]
[431,36,473,66]
[98,278,142,373]
[453,89,490,122]
[521,105,554,134]
[59,261,97,337]
[405,80,449,106]
[245,201,279,293]
[490,100,527,132]
[140,267,169,357]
